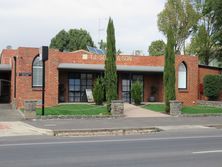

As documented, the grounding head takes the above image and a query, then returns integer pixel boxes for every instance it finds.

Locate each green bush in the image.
[131,81,143,105]
[204,75,222,101]
[93,77,104,105]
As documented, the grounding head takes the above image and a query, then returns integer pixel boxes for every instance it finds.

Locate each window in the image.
[68,73,93,102]
[178,62,187,89]
[32,56,43,87]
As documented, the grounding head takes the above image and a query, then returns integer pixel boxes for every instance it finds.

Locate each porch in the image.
[58,63,164,103]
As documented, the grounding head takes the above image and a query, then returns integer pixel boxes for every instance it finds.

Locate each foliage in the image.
[187,2,221,65]
[158,0,200,53]
[164,28,176,114]
[203,75,222,100]
[35,104,109,116]
[93,77,104,105]
[50,28,94,52]
[49,30,69,52]
[99,40,121,55]
[104,18,118,112]
[205,0,222,46]
[131,81,143,105]
[148,40,166,56]
[204,0,222,64]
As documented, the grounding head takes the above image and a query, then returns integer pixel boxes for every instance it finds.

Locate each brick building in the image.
[0,47,221,109]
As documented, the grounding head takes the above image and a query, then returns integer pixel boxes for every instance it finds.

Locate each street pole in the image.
[40,46,48,116]
[42,59,45,116]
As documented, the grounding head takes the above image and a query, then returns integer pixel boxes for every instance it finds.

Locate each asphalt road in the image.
[0,129,222,167]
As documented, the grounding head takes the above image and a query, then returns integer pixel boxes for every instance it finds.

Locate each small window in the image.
[178,62,187,89]
[32,56,43,87]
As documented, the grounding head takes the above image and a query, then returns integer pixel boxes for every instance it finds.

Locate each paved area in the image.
[25,116,222,131]
[0,121,52,137]
[1,129,222,167]
[0,104,23,121]
[124,103,169,117]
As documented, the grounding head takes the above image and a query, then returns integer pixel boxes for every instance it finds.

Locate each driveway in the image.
[0,104,23,121]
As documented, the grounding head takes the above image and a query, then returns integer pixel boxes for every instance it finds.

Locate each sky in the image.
[0,0,166,54]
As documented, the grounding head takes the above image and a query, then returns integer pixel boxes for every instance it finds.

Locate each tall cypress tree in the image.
[164,27,176,113]
[104,18,117,112]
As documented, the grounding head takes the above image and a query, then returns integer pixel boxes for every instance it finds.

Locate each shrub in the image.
[131,81,143,105]
[203,75,222,101]
[93,77,104,105]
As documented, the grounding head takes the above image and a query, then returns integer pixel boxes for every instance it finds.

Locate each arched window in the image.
[178,62,187,89]
[32,56,43,87]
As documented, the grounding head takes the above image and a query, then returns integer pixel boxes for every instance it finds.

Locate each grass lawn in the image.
[143,104,222,115]
[143,104,165,113]
[35,104,109,116]
[182,105,222,114]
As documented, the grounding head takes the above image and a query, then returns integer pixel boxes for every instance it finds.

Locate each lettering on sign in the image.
[82,54,133,62]
[18,72,32,77]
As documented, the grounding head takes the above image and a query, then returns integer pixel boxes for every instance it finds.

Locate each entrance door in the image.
[0,79,10,103]
[121,74,144,103]
[80,73,93,102]
[122,77,131,102]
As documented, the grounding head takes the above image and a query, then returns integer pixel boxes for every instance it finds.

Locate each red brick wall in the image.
[59,50,165,66]
[5,48,222,108]
[198,66,222,101]
[12,47,59,108]
[0,49,16,64]
[175,56,199,106]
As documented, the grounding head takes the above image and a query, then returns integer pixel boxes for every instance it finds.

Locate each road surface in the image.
[0,129,222,167]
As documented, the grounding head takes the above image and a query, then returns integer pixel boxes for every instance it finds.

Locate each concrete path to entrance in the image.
[124,103,170,118]
[0,104,24,121]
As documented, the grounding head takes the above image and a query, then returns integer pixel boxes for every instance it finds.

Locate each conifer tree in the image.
[164,28,176,113]
[104,18,117,112]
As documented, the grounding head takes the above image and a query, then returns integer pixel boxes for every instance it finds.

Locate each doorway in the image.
[121,74,144,103]
[0,79,10,103]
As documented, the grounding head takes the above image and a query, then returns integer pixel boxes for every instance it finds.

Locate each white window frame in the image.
[178,62,187,89]
[32,56,43,87]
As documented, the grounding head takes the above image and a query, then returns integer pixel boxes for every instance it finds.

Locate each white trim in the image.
[58,63,164,72]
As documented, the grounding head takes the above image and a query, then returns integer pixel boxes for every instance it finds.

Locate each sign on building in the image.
[85,89,94,103]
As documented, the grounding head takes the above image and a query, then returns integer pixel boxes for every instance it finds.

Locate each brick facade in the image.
[1,47,222,108]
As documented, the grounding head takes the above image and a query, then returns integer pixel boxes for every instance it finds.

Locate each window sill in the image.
[32,87,43,91]
[178,89,188,93]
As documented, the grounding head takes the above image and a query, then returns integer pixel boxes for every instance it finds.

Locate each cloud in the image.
[0,0,166,54]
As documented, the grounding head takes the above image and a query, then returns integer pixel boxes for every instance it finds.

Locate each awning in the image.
[0,64,11,71]
[58,63,164,72]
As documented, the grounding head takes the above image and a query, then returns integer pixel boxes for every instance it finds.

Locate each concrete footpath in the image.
[0,116,222,137]
[22,116,222,137]
[0,122,53,137]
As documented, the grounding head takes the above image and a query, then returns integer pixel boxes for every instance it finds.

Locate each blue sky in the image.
[0,0,166,54]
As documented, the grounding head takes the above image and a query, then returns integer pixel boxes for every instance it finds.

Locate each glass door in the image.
[80,73,93,102]
[121,74,144,103]
[122,75,131,102]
